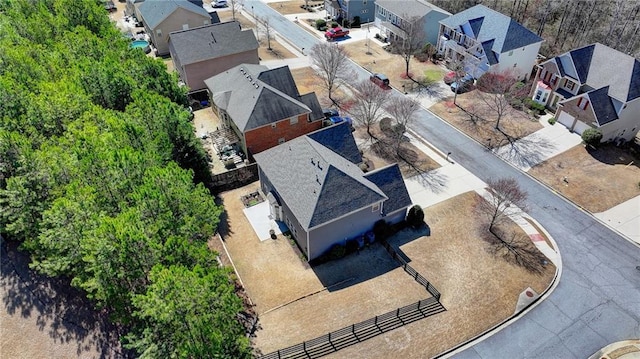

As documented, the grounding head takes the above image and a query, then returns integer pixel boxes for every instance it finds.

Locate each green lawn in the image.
[424,69,444,83]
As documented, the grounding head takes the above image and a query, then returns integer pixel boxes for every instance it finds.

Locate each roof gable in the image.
[375,0,449,18]
[569,44,595,83]
[440,4,542,55]
[306,122,362,164]
[169,22,258,65]
[257,67,299,99]
[139,0,210,29]
[364,164,411,215]
[587,87,618,126]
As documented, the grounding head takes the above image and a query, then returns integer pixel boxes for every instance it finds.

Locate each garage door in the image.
[573,120,592,135]
[557,111,575,130]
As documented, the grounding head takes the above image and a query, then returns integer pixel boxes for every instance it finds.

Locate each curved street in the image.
[244,1,640,357]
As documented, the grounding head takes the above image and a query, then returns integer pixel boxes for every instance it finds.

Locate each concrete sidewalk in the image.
[594,195,640,245]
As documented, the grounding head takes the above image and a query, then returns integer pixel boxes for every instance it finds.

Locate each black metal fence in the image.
[380,240,441,301]
[259,297,446,359]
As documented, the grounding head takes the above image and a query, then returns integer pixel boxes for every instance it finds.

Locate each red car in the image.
[369,73,390,89]
[325,27,349,40]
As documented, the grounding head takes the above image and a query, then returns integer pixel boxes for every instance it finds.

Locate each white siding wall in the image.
[599,98,640,142]
[490,42,542,80]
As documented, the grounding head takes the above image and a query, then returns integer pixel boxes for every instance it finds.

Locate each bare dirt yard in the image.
[1,239,126,359]
[290,66,350,108]
[218,182,555,358]
[429,90,543,148]
[529,143,640,213]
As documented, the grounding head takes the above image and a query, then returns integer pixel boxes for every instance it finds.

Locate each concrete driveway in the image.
[594,196,640,245]
[493,115,583,172]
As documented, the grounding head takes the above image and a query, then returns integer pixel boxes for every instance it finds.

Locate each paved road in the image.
[246,2,640,357]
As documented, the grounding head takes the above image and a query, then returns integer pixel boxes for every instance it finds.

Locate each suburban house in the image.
[125,0,145,20]
[168,22,259,92]
[254,123,412,261]
[374,0,450,46]
[138,0,213,56]
[204,64,325,157]
[436,4,543,80]
[530,43,640,142]
[325,0,376,25]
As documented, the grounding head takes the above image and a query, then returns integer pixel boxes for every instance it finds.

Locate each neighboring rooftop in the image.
[375,0,450,17]
[440,4,542,53]
[169,22,258,65]
[139,0,210,29]
[205,64,323,131]
[550,43,640,103]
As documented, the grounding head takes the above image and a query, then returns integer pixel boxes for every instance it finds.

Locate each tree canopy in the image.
[0,1,250,357]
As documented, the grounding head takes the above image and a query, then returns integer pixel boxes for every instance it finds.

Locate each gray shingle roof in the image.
[306,122,362,164]
[364,164,411,215]
[440,4,542,53]
[139,0,210,29]
[205,64,319,132]
[587,87,618,125]
[549,43,640,102]
[375,0,449,18]
[169,22,258,65]
[254,131,389,230]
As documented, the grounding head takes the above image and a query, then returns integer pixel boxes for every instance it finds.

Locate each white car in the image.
[213,0,228,8]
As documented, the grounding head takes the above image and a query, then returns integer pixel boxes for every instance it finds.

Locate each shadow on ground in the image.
[586,143,640,167]
[1,238,129,358]
[311,226,428,291]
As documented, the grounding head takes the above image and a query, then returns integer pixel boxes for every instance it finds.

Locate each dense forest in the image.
[431,0,640,58]
[0,0,251,357]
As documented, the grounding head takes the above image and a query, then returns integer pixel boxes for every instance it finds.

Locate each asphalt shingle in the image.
[168,21,258,65]
[139,0,210,29]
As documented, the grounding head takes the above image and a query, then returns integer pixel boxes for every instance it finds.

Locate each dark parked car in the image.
[323,108,339,119]
[450,74,474,93]
[369,73,390,89]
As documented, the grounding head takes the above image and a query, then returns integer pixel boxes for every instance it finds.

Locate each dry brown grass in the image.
[529,144,640,213]
[343,40,445,92]
[268,0,323,15]
[429,90,543,147]
[217,11,254,30]
[290,66,349,108]
[220,181,555,358]
[325,192,556,359]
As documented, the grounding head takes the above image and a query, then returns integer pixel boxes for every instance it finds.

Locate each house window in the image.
[513,63,517,68]
[565,80,576,91]
[204,20,209,25]
[278,137,285,144]
[271,123,277,128]
[156,29,162,38]
[182,24,188,30]
[362,9,368,13]
[372,203,380,212]
[290,117,298,125]
[508,50,513,56]
[577,97,589,110]
[535,90,542,101]
[363,0,367,4]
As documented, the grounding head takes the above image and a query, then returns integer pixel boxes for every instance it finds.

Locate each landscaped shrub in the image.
[331,22,339,28]
[352,16,361,28]
[414,52,430,62]
[315,19,326,30]
[582,128,603,146]
[373,219,392,241]
[524,98,546,115]
[548,117,556,125]
[328,243,346,260]
[392,123,406,138]
[379,117,393,134]
[406,205,425,228]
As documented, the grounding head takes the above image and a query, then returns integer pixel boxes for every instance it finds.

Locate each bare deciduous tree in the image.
[348,80,389,141]
[257,15,273,50]
[475,71,519,130]
[310,42,352,106]
[392,15,426,81]
[475,178,528,235]
[385,96,420,154]
[229,0,243,22]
